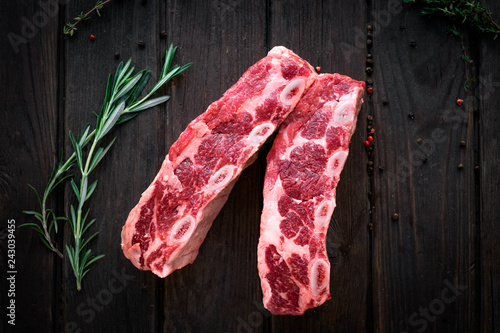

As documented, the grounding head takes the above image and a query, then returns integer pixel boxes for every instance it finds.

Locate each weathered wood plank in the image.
[269,0,370,331]
[0,0,62,331]
[371,2,478,332]
[62,1,163,332]
[3,0,500,332]
[479,1,500,331]
[162,0,269,332]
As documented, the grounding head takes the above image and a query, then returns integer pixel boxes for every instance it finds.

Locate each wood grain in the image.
[1,0,500,332]
[479,1,500,331]
[0,0,61,331]
[269,0,370,332]
[163,1,268,332]
[62,0,163,332]
[371,2,478,332]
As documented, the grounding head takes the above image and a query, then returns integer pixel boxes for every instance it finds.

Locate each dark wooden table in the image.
[1,0,499,332]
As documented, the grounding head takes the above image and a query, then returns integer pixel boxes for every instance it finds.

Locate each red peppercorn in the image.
[456,98,463,106]
[316,66,321,73]
[368,135,374,142]
[90,34,96,41]
[367,87,373,94]
[364,140,370,147]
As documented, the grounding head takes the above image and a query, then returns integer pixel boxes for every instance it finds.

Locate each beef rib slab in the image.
[121,46,317,278]
[257,73,364,315]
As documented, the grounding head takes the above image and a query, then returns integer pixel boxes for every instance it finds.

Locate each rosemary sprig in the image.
[22,44,192,290]
[404,0,500,39]
[63,0,111,36]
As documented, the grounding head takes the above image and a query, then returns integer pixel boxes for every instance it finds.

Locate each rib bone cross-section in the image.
[121,47,317,278]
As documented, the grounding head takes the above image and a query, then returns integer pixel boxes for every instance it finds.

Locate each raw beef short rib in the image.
[257,73,364,315]
[121,46,317,278]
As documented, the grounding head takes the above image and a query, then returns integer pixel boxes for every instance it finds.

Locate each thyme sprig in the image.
[22,44,192,290]
[63,0,111,36]
[404,0,500,39]
[447,25,477,91]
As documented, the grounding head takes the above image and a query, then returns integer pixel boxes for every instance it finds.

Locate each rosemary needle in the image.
[22,44,192,290]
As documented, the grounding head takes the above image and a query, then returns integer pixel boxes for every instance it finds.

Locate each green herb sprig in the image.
[64,0,111,36]
[22,44,192,290]
[446,24,478,91]
[404,0,500,39]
